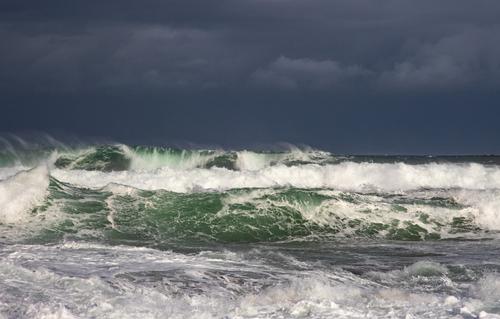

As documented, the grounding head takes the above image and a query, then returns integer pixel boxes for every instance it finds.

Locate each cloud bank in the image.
[1,1,500,92]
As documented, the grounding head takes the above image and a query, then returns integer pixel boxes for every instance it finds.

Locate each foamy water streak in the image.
[52,162,500,193]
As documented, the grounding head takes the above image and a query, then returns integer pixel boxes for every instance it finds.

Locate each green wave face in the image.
[128,146,237,170]
[53,146,238,171]
[22,177,487,245]
[55,146,131,171]
[51,145,324,172]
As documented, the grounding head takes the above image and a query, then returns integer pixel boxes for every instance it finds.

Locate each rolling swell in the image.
[1,174,495,244]
[50,145,500,172]
[1,142,500,245]
[3,140,500,171]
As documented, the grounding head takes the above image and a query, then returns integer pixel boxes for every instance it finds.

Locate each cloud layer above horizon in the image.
[1,0,500,152]
[2,0,500,92]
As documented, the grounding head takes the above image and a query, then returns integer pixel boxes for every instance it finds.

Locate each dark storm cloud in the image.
[2,0,500,92]
[1,0,500,152]
[251,56,371,89]
[379,28,500,90]
[0,25,235,91]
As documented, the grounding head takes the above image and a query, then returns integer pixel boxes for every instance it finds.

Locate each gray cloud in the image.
[0,25,257,91]
[379,28,500,89]
[250,27,500,91]
[1,0,500,93]
[0,27,124,92]
[251,56,371,89]
[101,26,239,89]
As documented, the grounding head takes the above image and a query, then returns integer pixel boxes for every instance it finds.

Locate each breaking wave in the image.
[1,140,500,244]
[3,138,500,318]
[1,173,499,243]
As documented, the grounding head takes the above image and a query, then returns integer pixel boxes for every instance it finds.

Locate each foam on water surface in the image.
[1,242,500,318]
[2,140,500,318]
[0,166,50,224]
[51,162,500,193]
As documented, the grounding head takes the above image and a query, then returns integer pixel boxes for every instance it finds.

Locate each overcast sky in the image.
[1,0,500,153]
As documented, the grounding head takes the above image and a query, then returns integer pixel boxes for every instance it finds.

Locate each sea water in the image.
[1,141,500,318]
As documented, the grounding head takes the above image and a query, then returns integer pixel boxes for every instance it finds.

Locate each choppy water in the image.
[1,138,500,318]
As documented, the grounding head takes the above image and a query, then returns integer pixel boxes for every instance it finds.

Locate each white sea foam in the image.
[0,166,29,181]
[216,188,476,237]
[367,261,450,285]
[235,148,319,170]
[1,244,497,319]
[235,151,276,171]
[52,162,500,193]
[0,166,50,224]
[455,190,500,230]
[122,145,221,170]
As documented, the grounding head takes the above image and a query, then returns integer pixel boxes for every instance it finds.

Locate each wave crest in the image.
[0,166,50,224]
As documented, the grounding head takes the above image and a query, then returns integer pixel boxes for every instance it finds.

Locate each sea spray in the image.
[0,166,49,224]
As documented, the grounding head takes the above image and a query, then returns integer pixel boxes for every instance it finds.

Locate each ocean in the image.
[1,143,500,318]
